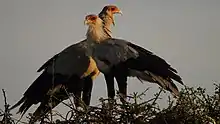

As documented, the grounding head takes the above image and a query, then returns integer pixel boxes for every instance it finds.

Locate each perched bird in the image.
[84,14,183,103]
[9,5,122,122]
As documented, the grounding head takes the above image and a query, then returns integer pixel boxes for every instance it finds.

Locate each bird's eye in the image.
[91,17,96,20]
[111,7,115,11]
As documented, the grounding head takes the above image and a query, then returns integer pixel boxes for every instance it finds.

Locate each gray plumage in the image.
[85,15,183,99]
[38,41,90,77]
[92,38,139,72]
[9,5,123,122]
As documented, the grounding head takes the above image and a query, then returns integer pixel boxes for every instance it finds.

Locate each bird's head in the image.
[84,14,103,26]
[84,14,110,43]
[99,5,122,26]
[103,5,122,16]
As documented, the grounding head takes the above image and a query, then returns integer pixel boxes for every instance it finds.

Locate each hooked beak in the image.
[84,20,88,25]
[112,10,122,26]
[117,10,123,16]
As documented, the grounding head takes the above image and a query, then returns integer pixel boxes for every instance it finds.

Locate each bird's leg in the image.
[104,73,115,108]
[71,79,83,109]
[104,73,115,99]
[115,68,128,104]
[82,77,93,106]
[73,91,82,109]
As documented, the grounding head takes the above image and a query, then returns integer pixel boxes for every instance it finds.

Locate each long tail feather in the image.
[148,71,180,96]
[129,70,180,97]
[17,99,32,114]
[9,97,25,111]
[128,70,155,83]
[10,71,55,117]
[127,42,184,86]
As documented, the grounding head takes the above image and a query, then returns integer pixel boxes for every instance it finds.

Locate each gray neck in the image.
[86,24,111,44]
[102,16,113,34]
[99,13,114,37]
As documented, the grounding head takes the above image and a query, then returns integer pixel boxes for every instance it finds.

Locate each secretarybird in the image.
[84,14,183,103]
[9,5,122,122]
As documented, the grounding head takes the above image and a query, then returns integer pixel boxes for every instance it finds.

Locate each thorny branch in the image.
[0,83,220,124]
[0,89,15,124]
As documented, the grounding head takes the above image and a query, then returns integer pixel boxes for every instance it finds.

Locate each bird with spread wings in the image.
[9,5,122,122]
[84,14,184,103]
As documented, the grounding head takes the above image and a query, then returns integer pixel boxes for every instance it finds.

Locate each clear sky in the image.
[0,0,219,121]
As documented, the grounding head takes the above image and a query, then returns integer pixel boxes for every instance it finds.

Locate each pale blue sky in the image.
[0,0,219,121]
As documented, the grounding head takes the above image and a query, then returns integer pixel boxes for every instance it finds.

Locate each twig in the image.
[2,89,14,124]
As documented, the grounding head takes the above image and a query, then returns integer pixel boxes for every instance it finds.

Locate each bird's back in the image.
[37,39,91,77]
[93,38,139,65]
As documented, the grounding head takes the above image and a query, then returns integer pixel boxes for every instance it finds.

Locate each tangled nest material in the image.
[0,83,219,124]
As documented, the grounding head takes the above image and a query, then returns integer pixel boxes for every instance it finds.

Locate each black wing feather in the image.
[126,42,183,85]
